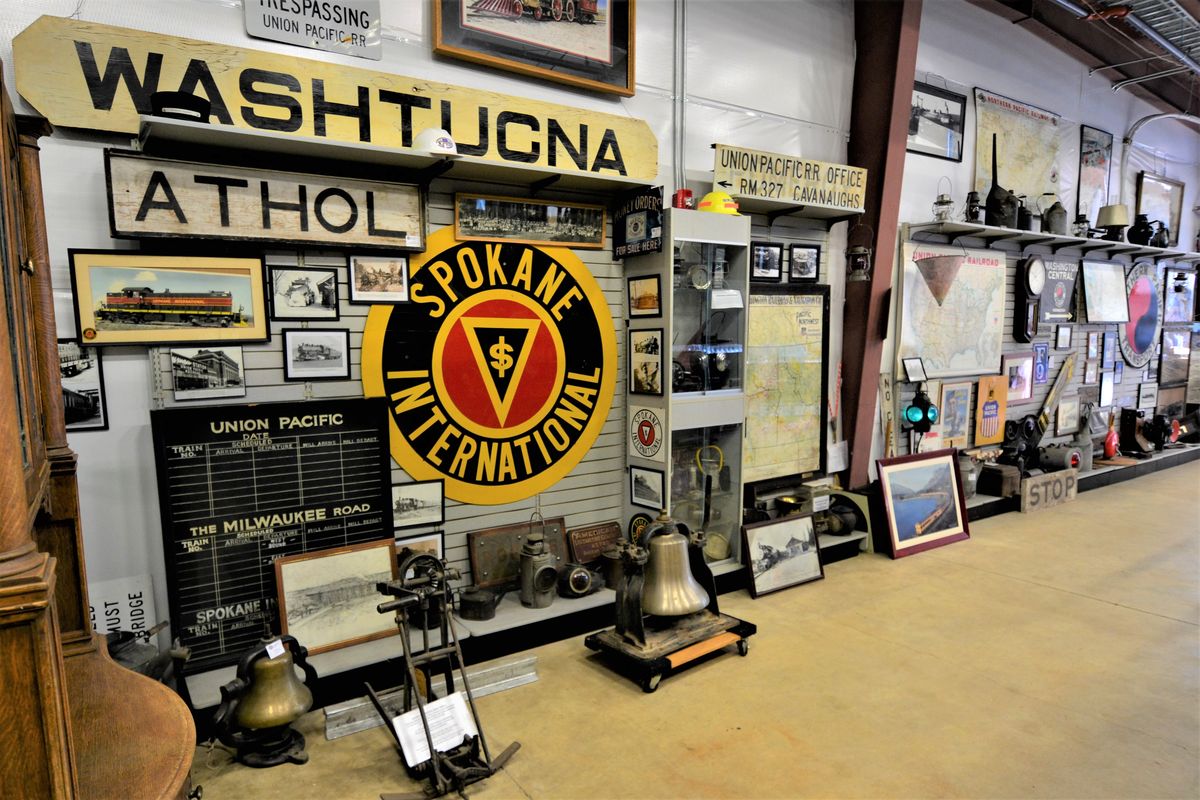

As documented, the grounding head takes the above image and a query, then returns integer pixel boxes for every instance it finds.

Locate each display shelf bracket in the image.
[417,158,455,187]
[906,220,1198,262]
[529,175,561,196]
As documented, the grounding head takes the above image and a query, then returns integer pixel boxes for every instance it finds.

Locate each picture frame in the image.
[395,531,445,576]
[1164,269,1195,324]
[788,244,821,283]
[1084,359,1099,385]
[275,539,398,656]
[1056,394,1079,436]
[1081,261,1129,323]
[907,81,966,162]
[391,480,445,530]
[629,465,664,511]
[1158,329,1190,387]
[1077,125,1113,228]
[628,328,663,395]
[1099,369,1115,408]
[627,274,662,318]
[268,267,340,321]
[1135,171,1184,247]
[1087,331,1101,360]
[348,255,409,304]
[1102,330,1117,368]
[169,345,247,401]
[901,356,928,383]
[875,449,969,559]
[939,381,972,449]
[1055,325,1072,350]
[1113,361,1123,384]
[58,339,108,431]
[750,241,783,282]
[1032,342,1049,385]
[742,513,823,598]
[1003,353,1034,404]
[433,0,635,97]
[1138,382,1158,409]
[68,250,268,347]
[282,328,351,381]
[454,193,605,249]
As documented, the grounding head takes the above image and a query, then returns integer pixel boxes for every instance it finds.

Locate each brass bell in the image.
[234,648,312,731]
[642,512,709,617]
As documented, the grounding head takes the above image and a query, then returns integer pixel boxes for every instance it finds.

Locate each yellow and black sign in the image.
[363,228,615,504]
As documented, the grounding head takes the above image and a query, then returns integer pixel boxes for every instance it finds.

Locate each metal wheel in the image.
[641,673,661,693]
[511,0,524,16]
[737,639,749,657]
[550,0,563,21]
[533,4,543,19]
[565,0,576,22]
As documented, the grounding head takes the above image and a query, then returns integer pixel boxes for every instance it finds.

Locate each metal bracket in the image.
[528,175,561,196]
[767,206,806,226]
[416,158,455,188]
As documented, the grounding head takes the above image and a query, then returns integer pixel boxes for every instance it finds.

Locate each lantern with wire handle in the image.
[845,221,873,284]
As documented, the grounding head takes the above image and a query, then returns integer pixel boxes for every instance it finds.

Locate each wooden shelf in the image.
[730,193,861,225]
[907,220,1193,261]
[138,116,651,194]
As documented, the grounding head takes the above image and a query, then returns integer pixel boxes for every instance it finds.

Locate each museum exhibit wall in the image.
[878,0,1199,469]
[0,0,856,654]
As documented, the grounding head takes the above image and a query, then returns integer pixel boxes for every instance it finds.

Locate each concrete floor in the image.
[193,462,1200,799]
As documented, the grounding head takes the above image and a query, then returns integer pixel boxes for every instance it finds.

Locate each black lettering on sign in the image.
[193,174,250,227]
[313,187,358,234]
[177,58,233,124]
[548,119,587,171]
[73,42,162,113]
[379,90,431,148]
[312,79,370,141]
[239,68,304,132]
[136,170,187,223]
[497,111,540,163]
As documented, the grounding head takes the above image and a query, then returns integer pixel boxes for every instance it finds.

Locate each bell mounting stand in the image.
[371,554,520,799]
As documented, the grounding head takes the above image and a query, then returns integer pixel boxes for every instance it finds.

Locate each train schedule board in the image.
[150,398,391,673]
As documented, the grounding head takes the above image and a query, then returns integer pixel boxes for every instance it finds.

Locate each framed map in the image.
[897,243,1005,378]
[743,289,829,483]
[973,89,1062,203]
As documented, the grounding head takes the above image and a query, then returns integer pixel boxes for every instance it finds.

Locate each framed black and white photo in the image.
[169,346,246,401]
[788,244,820,283]
[349,255,408,304]
[901,357,928,383]
[282,328,351,381]
[391,480,445,530]
[742,513,823,598]
[455,193,605,249]
[1055,325,1072,350]
[627,275,662,318]
[269,267,340,321]
[907,82,966,162]
[629,328,663,395]
[750,241,783,282]
[629,465,664,510]
[58,339,108,431]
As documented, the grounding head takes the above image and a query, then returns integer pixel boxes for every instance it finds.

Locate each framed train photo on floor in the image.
[68,251,268,346]
[875,449,969,558]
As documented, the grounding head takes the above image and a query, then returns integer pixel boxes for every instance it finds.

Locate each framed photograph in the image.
[629,465,664,510]
[1084,359,1099,385]
[1077,125,1113,228]
[268,267,339,321]
[1003,353,1034,404]
[58,339,108,431]
[433,0,634,96]
[349,255,408,304]
[1056,394,1079,436]
[395,532,445,576]
[1135,171,1184,247]
[1055,325,1072,350]
[169,345,246,401]
[1159,329,1190,387]
[750,242,783,282]
[1113,361,1123,383]
[1099,369,1115,408]
[628,328,663,395]
[282,328,351,381]
[68,250,268,346]
[455,193,605,249]
[907,81,966,162]
[875,449,969,559]
[1081,261,1129,323]
[939,381,972,449]
[901,356,928,383]
[1138,382,1158,409]
[275,539,398,656]
[1032,342,1049,385]
[391,480,445,530]
[974,374,1007,446]
[627,275,662,318]
[1164,269,1195,324]
[1102,330,1117,368]
[1087,331,1101,360]
[788,244,821,283]
[742,513,823,598]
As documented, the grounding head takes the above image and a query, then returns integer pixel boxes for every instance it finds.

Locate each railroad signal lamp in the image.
[904,388,938,433]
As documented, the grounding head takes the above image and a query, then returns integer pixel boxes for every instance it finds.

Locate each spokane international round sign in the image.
[1118,262,1161,369]
[363,228,616,504]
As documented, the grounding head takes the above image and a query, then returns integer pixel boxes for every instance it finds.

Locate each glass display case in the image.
[670,241,744,396]
[669,423,744,563]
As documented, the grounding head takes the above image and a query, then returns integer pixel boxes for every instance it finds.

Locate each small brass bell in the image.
[642,512,709,617]
[234,648,313,731]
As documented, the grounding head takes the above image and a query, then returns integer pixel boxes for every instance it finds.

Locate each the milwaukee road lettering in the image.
[362,228,616,504]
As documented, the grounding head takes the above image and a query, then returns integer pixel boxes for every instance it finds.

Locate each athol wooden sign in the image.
[14,15,658,179]
[712,143,866,213]
[1019,469,1078,513]
[105,150,425,250]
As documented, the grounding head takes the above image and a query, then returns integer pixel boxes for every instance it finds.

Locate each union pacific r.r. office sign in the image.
[363,228,616,504]
[14,16,657,180]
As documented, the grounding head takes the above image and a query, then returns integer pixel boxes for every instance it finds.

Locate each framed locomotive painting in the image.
[433,0,635,96]
[68,250,268,346]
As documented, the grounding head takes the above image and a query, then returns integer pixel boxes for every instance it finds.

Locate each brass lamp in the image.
[1096,204,1130,241]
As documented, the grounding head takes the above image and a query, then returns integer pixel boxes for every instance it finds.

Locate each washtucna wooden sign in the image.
[362,227,616,505]
[14,15,658,179]
[105,149,425,249]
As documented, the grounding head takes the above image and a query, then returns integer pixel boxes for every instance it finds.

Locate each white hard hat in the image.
[413,128,459,157]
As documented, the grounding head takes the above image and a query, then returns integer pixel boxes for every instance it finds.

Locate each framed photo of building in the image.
[455,194,605,249]
[627,275,662,318]
[392,480,445,530]
[750,241,783,282]
[1135,171,1184,247]
[742,513,823,598]
[169,345,246,401]
[433,0,635,96]
[275,540,398,655]
[58,339,108,431]
[1003,353,1034,404]
[349,256,409,304]
[629,328,663,395]
[875,449,969,558]
[907,82,966,162]
[68,250,268,347]
[788,244,820,283]
[629,465,664,510]
[282,328,351,381]
[269,267,339,321]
